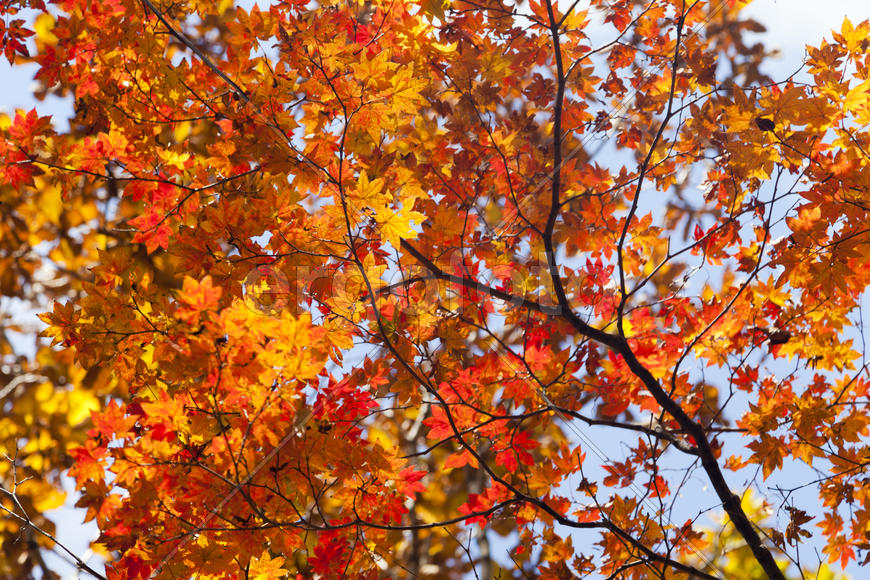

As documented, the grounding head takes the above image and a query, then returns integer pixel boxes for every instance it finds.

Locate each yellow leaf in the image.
[843,79,870,114]
[173,121,192,143]
[68,390,100,425]
[375,206,425,248]
[38,183,63,224]
[835,16,870,54]
[158,149,191,170]
[351,169,388,210]
[249,551,288,580]
[19,479,66,511]
[34,13,58,46]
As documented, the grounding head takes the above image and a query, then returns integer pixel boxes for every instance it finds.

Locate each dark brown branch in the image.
[400,240,563,316]
[0,487,107,580]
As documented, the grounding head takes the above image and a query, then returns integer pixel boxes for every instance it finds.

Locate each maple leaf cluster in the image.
[1,0,870,578]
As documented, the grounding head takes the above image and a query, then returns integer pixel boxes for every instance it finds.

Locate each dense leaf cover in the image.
[2,0,870,577]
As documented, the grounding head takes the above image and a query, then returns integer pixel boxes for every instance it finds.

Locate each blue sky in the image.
[744,0,868,75]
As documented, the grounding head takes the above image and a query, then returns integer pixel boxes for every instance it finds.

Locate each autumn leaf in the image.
[248,551,288,580]
[3,1,870,579]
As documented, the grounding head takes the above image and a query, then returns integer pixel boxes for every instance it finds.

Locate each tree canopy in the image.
[1,0,870,578]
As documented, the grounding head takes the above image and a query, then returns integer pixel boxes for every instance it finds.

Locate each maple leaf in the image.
[7,108,53,142]
[396,466,427,497]
[444,448,475,470]
[249,551,289,580]
[176,275,222,322]
[458,494,491,526]
[90,399,136,441]
[375,205,426,248]
[129,210,172,253]
[423,406,454,441]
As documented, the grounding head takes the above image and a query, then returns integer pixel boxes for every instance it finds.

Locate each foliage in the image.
[2,0,870,578]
